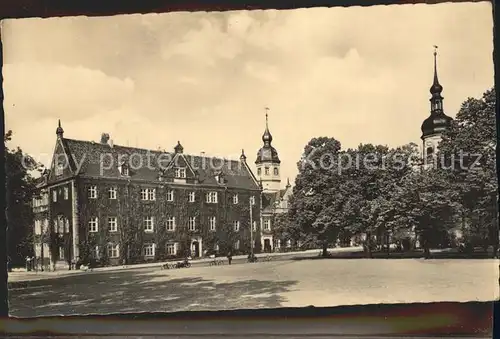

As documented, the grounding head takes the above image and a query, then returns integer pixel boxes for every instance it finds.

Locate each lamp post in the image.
[250,199,254,257]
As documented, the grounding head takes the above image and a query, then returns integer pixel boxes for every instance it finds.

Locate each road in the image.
[8,256,498,318]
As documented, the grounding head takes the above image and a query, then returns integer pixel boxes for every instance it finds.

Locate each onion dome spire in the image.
[430,45,443,101]
[421,46,452,139]
[262,108,273,146]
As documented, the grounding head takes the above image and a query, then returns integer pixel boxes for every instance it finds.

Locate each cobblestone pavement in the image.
[8,257,498,317]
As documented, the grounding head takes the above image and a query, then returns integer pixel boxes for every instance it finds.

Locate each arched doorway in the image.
[192,241,200,257]
[264,239,272,253]
[191,236,203,258]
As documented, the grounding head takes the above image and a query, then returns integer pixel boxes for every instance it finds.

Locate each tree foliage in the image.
[5,130,41,266]
[287,87,497,258]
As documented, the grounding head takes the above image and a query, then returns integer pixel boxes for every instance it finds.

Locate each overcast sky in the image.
[2,2,494,185]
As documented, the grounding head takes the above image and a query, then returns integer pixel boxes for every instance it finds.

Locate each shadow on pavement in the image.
[8,268,298,317]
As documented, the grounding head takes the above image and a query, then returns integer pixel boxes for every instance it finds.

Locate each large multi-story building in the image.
[32,116,293,269]
[32,123,268,269]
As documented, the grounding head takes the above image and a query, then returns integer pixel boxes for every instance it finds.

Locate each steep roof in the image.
[261,187,291,212]
[58,138,261,190]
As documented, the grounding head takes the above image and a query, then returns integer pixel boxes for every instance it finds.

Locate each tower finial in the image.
[430,45,443,96]
[56,119,64,137]
[262,107,273,145]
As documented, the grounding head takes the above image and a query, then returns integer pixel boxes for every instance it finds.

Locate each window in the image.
[209,216,216,231]
[34,220,41,235]
[166,243,177,255]
[234,240,240,250]
[233,194,239,204]
[148,188,156,200]
[120,164,129,176]
[206,191,218,203]
[264,219,271,231]
[107,243,119,258]
[108,217,118,232]
[64,187,69,200]
[188,192,195,203]
[144,217,154,232]
[141,188,156,201]
[252,221,257,232]
[167,190,174,202]
[52,190,57,202]
[64,218,70,233]
[274,167,279,175]
[58,217,64,234]
[55,162,64,176]
[189,217,196,231]
[108,187,117,199]
[143,243,155,257]
[265,167,269,175]
[88,186,97,199]
[42,219,48,233]
[250,196,255,205]
[175,168,186,178]
[59,247,65,260]
[233,220,240,232]
[89,217,99,232]
[166,217,176,231]
[257,168,261,176]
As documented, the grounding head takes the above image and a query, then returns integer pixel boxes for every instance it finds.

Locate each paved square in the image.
[9,258,498,317]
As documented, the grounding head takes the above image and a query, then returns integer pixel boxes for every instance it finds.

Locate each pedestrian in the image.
[227,251,232,265]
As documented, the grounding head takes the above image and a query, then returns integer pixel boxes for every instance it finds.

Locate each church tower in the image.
[255,110,281,192]
[421,46,453,166]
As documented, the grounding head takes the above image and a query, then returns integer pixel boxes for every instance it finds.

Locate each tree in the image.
[5,130,41,267]
[289,137,343,256]
[438,88,498,256]
[337,143,420,257]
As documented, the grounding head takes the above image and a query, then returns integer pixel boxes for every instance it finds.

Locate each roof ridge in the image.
[64,138,244,162]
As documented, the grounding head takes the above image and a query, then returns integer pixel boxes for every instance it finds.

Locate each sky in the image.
[1,2,494,185]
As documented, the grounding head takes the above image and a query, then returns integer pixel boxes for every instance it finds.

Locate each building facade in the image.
[33,123,264,269]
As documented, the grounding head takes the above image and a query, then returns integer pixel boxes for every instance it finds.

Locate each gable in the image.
[48,139,75,182]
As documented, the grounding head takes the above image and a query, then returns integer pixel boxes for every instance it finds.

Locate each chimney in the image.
[109,139,114,148]
[100,133,110,144]
[200,151,205,157]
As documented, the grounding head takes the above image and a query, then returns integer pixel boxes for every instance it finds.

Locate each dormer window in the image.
[175,168,186,178]
[233,194,239,204]
[119,159,130,176]
[215,172,225,184]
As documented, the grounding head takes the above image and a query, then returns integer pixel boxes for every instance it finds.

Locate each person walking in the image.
[227,251,232,265]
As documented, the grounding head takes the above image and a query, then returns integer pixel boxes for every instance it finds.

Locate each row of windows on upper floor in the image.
[82,186,257,205]
[86,216,272,233]
[257,167,279,176]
